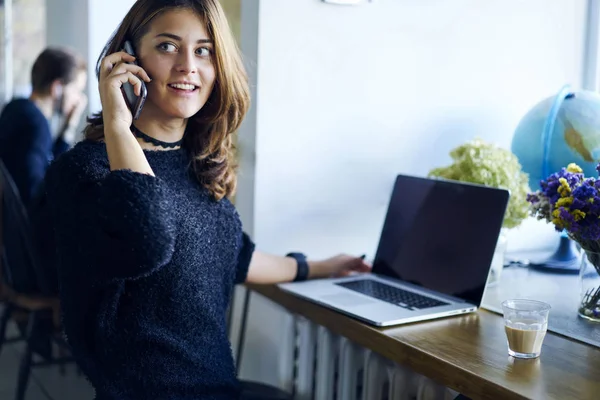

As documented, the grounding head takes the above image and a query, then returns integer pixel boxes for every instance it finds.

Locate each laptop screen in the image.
[372,174,509,306]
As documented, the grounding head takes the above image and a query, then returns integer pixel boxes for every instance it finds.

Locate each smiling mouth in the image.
[168,83,199,92]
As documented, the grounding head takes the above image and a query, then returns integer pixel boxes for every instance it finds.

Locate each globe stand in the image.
[528,235,580,274]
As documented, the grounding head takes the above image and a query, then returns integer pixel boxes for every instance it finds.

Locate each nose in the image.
[175,49,197,75]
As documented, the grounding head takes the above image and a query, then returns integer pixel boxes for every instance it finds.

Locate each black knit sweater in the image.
[45,140,255,399]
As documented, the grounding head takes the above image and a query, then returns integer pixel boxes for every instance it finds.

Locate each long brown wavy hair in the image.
[84,0,250,200]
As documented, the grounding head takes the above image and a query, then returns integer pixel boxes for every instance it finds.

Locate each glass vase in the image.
[487,228,508,287]
[578,250,600,322]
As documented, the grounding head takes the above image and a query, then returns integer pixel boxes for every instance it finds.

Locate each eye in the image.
[197,47,211,57]
[157,42,177,53]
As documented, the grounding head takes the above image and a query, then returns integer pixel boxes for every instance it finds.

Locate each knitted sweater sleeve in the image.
[45,144,176,283]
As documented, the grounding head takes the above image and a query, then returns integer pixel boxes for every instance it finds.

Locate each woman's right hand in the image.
[98,51,151,131]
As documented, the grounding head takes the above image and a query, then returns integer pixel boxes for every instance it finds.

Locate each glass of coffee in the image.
[501,299,551,359]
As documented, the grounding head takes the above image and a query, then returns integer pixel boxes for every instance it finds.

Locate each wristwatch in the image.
[286,252,309,282]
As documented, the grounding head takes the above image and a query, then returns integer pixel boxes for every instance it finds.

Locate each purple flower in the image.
[539,167,584,205]
[540,179,561,204]
[528,163,600,243]
[558,207,575,226]
[527,193,540,203]
[590,197,600,214]
[584,178,596,187]
[580,220,600,241]
[573,184,597,201]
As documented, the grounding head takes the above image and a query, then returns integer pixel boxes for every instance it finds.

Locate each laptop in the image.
[278,174,510,327]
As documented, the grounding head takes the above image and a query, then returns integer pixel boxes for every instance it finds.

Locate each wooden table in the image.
[248,284,600,400]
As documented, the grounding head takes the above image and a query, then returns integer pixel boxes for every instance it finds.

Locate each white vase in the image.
[487,228,508,286]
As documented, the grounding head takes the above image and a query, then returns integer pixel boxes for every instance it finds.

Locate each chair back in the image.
[0,159,44,295]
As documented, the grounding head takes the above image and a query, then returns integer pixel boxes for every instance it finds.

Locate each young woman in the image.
[45,0,370,399]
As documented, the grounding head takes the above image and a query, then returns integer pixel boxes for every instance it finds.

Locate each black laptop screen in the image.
[372,174,509,306]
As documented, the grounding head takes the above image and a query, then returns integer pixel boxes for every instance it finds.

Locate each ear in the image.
[50,80,64,99]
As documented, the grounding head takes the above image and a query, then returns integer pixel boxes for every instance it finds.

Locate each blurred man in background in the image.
[0,46,87,206]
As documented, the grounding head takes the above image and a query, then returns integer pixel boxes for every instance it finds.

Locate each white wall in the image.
[235,0,588,389]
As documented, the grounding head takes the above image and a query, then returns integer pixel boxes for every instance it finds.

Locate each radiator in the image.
[292,316,460,400]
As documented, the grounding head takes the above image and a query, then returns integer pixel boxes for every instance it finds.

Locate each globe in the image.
[511,85,600,273]
[512,85,600,190]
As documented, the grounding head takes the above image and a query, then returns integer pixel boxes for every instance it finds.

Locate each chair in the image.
[230,287,293,400]
[0,159,74,400]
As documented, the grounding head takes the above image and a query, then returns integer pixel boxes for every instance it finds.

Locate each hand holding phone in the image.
[97,43,151,129]
[121,41,147,120]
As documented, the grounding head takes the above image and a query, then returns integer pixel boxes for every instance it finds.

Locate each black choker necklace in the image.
[132,126,183,149]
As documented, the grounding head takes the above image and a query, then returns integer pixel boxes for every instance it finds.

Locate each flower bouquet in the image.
[528,163,600,320]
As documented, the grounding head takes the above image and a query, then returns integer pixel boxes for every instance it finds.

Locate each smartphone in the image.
[121,41,147,120]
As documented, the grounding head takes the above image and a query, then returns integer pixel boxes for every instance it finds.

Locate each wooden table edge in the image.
[247,284,541,400]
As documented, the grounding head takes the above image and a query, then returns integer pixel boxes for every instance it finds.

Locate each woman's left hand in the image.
[309,254,372,279]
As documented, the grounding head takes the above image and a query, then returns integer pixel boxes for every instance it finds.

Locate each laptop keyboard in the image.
[335,279,449,310]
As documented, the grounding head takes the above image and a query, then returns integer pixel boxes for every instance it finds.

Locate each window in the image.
[12,0,46,95]
[0,0,46,105]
